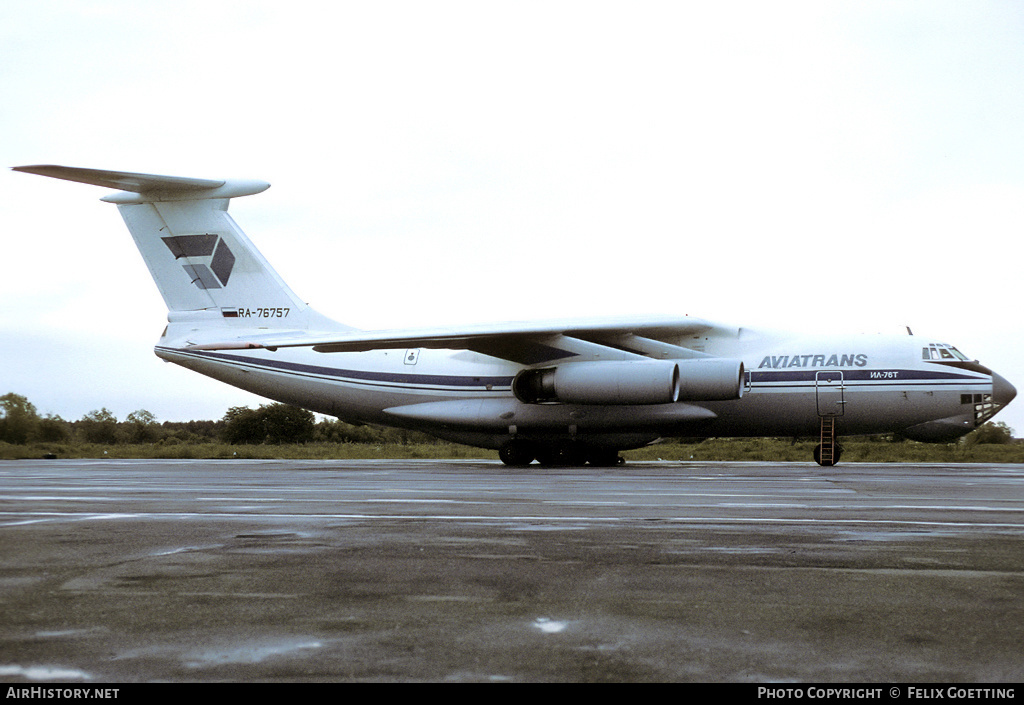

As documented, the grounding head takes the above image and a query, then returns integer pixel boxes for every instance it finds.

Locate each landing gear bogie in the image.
[586,448,625,467]
[498,441,624,468]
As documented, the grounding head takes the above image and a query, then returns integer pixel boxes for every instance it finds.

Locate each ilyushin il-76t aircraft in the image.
[15,165,1018,467]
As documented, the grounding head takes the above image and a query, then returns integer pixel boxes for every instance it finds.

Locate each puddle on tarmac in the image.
[183,639,323,667]
[0,664,92,680]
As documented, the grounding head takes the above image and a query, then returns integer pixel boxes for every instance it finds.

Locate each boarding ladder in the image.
[818,415,837,467]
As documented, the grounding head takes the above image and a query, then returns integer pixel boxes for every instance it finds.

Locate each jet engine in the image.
[512,358,744,405]
[676,358,745,401]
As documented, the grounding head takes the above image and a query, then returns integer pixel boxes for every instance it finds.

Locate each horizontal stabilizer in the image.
[11,165,269,202]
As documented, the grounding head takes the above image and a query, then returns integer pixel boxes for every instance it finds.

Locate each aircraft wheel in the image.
[535,447,567,467]
[564,445,589,467]
[813,443,843,467]
[813,444,828,466]
[536,445,588,467]
[499,441,535,467]
[587,449,623,467]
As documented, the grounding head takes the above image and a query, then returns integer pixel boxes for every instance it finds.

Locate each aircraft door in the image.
[815,371,845,416]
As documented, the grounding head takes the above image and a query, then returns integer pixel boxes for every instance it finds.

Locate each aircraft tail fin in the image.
[12,165,347,342]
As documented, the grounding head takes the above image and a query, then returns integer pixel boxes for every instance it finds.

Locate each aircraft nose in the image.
[993,371,1017,407]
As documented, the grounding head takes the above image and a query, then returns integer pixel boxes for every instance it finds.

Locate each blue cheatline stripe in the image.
[750,369,985,384]
[161,346,989,394]
[157,347,515,389]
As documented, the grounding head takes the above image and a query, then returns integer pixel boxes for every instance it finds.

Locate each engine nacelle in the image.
[513,360,680,405]
[676,358,745,401]
[512,358,745,405]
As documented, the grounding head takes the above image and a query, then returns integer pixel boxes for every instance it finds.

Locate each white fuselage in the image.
[156,325,1000,450]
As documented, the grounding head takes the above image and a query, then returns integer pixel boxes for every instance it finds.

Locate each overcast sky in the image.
[3,1,1024,435]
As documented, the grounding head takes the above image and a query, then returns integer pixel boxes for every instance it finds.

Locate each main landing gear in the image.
[499,440,624,468]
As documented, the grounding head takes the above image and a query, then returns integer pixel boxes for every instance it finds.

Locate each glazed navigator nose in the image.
[992,371,1017,408]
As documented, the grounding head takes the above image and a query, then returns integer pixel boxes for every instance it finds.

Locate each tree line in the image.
[0,391,1016,448]
[0,392,441,447]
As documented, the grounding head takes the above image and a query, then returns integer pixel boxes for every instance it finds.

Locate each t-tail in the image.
[11,165,348,347]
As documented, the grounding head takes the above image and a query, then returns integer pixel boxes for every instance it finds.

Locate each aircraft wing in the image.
[186,315,723,365]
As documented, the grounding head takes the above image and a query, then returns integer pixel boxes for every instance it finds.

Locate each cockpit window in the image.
[923,343,971,362]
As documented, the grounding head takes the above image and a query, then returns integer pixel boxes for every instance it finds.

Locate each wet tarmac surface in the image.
[1,459,1022,682]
